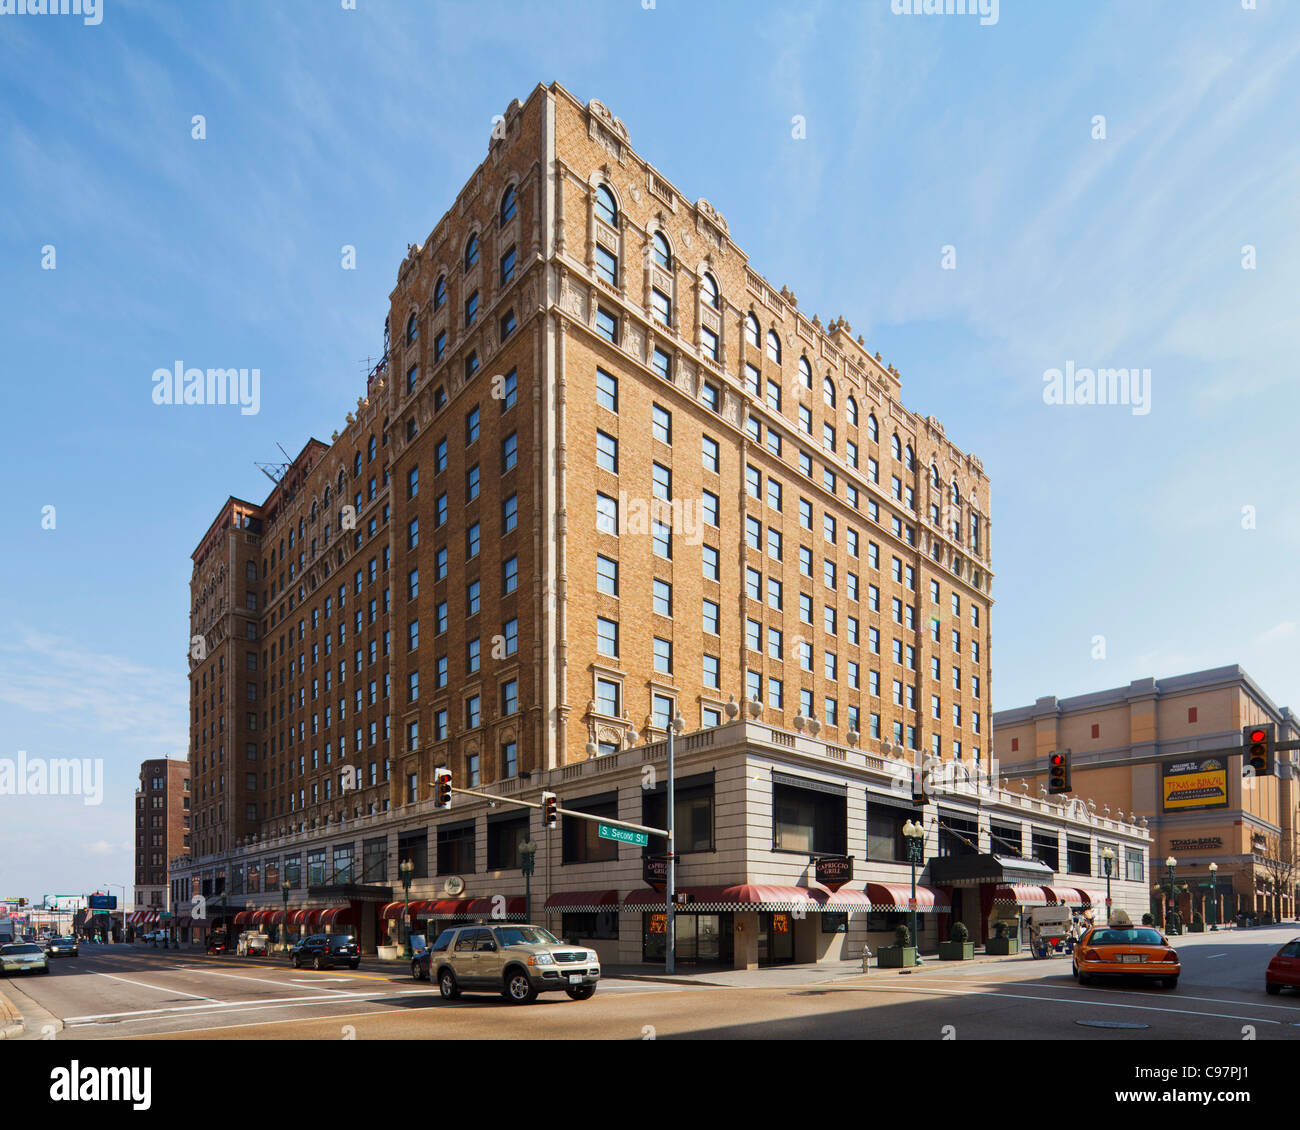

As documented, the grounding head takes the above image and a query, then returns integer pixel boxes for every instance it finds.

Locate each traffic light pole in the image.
[440,784,667,839]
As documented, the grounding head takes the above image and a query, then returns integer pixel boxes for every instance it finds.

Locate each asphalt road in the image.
[3,926,1297,1041]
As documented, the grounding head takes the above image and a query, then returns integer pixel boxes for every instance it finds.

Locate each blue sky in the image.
[2,0,1297,900]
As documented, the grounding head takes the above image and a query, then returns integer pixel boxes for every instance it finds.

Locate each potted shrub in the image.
[939,920,974,960]
[877,923,917,968]
[1188,913,1204,934]
[985,919,1020,956]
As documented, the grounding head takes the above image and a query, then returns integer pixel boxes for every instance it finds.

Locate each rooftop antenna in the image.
[255,443,298,497]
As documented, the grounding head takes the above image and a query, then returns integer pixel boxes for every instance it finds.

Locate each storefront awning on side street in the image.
[378,901,408,920]
[234,911,254,925]
[863,882,952,913]
[319,908,352,926]
[544,890,620,912]
[1041,885,1085,906]
[465,897,526,919]
[1073,888,1108,908]
[992,884,1049,907]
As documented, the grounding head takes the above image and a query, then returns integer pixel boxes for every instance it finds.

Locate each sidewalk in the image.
[0,987,23,1040]
[604,948,1031,988]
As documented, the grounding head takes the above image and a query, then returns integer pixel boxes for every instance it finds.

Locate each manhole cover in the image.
[1075,1019,1149,1030]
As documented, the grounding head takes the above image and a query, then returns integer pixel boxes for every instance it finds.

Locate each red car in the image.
[1265,937,1300,995]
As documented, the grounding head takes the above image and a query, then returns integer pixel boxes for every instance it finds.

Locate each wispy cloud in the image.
[0,628,187,749]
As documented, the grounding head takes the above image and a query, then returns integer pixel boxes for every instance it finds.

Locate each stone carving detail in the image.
[587,99,629,140]
[696,198,729,235]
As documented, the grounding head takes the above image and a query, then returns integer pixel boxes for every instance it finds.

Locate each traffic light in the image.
[1047,749,1071,795]
[541,791,558,827]
[433,768,452,809]
[1243,723,1276,777]
[911,767,926,806]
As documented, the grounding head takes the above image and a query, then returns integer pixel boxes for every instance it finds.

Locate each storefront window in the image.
[362,837,387,883]
[1030,829,1060,872]
[332,844,354,884]
[642,773,714,853]
[437,823,475,874]
[487,814,529,870]
[562,792,618,864]
[772,776,846,855]
[306,850,326,887]
[398,830,428,878]
[283,855,301,889]
[866,800,917,861]
[642,912,733,965]
[561,911,618,940]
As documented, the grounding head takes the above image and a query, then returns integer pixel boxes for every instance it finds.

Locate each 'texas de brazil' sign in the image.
[1161,758,1228,812]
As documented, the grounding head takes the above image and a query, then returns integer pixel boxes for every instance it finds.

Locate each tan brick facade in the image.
[185,82,994,877]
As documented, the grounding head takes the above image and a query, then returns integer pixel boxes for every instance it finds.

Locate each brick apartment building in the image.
[995,665,1299,927]
[135,757,190,912]
[173,83,1147,965]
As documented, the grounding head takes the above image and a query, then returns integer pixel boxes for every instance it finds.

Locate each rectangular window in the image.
[596,307,618,343]
[596,369,618,412]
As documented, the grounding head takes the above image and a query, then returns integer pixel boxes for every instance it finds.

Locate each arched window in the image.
[823,376,836,408]
[847,397,858,426]
[904,444,914,469]
[499,184,517,227]
[368,436,377,462]
[701,272,719,309]
[745,313,761,348]
[951,481,960,505]
[798,357,812,389]
[652,231,672,271]
[434,275,447,309]
[337,470,345,492]
[311,501,318,521]
[323,486,331,507]
[464,233,480,270]
[891,434,902,460]
[766,330,781,363]
[405,313,418,344]
[867,413,879,442]
[595,184,618,228]
[930,464,940,487]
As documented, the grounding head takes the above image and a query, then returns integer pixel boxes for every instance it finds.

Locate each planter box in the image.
[377,945,401,961]
[985,937,1020,955]
[939,941,975,961]
[877,946,916,968]
[1187,923,1205,934]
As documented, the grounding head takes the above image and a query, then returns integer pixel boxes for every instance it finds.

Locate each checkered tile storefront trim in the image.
[866,901,950,913]
[621,901,868,914]
[550,904,620,913]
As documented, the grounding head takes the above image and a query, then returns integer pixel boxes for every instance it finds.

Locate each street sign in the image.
[598,822,649,847]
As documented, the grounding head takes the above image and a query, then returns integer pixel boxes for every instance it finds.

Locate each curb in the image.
[0,986,25,1040]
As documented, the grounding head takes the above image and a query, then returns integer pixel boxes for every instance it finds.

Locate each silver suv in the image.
[421,923,600,1004]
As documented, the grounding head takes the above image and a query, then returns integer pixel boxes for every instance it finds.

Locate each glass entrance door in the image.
[758,913,795,965]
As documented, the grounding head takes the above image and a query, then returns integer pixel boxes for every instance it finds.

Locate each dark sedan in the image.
[47,937,79,957]
[290,934,360,970]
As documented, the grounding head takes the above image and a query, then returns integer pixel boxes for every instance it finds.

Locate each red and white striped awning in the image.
[1073,888,1108,908]
[863,882,952,914]
[992,884,1049,907]
[1042,885,1086,906]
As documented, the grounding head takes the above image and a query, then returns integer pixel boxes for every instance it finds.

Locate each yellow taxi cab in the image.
[1072,919,1179,989]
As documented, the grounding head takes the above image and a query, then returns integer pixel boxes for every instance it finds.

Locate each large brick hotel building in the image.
[173,83,1147,967]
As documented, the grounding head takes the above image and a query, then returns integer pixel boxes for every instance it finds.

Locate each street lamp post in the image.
[1165,856,1178,933]
[281,881,290,951]
[902,820,925,964]
[665,711,685,977]
[1208,863,1219,931]
[520,840,537,924]
[1100,847,1115,924]
[399,859,414,959]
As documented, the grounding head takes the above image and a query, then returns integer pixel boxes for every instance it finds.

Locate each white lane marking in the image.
[1205,953,1227,959]
[901,976,1300,1013]
[63,988,438,1025]
[859,983,1282,1025]
[95,973,224,1004]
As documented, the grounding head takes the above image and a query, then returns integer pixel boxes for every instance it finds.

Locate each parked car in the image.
[238,932,270,956]
[47,938,79,958]
[1,943,51,976]
[1073,923,1179,988]
[419,923,599,1004]
[290,934,360,970]
[1265,937,1300,995]
[206,932,230,955]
